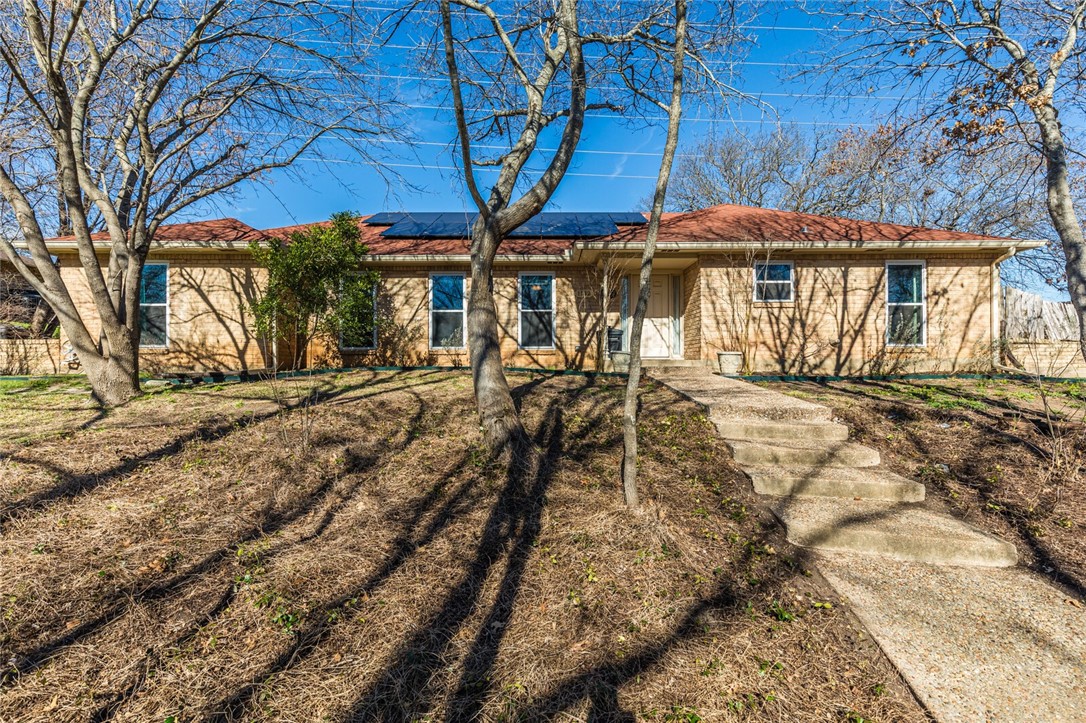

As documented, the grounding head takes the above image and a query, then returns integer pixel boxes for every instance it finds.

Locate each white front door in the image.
[642,274,671,358]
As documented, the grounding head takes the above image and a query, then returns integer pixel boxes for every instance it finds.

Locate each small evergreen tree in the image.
[250,212,378,369]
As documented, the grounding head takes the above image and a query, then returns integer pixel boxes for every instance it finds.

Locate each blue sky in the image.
[200,3,897,229]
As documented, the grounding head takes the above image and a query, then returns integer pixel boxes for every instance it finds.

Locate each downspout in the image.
[991,245,1017,369]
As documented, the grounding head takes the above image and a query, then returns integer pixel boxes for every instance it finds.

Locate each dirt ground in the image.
[769,377,1086,599]
[0,370,924,722]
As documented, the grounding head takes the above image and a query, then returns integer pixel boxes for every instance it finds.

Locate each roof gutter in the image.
[577,238,1043,252]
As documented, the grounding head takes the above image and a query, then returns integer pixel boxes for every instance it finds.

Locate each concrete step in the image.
[715,418,849,443]
[728,439,880,468]
[643,359,712,370]
[745,465,926,502]
[772,498,1017,567]
[650,373,834,424]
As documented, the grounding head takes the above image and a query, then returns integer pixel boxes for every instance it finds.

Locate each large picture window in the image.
[886,261,926,346]
[519,273,555,348]
[139,263,168,347]
[430,273,465,349]
[753,261,794,302]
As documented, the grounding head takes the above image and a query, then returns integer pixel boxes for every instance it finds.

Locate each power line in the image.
[296,157,664,179]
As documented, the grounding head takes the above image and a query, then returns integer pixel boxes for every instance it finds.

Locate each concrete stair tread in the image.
[745,465,925,502]
[713,416,849,443]
[773,497,1017,567]
[728,439,881,468]
[649,372,832,423]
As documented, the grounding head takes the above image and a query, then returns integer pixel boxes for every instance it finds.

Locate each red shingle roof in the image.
[43,204,1015,254]
[605,205,1009,244]
[50,218,265,244]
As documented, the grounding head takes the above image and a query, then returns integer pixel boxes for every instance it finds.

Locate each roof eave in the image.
[579,238,1041,252]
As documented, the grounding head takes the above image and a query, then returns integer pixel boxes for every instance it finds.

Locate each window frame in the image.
[339,282,378,352]
[752,260,795,303]
[518,271,556,350]
[139,262,169,349]
[429,272,467,350]
[885,260,927,348]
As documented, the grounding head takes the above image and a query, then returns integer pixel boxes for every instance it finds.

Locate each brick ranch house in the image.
[30,204,1042,376]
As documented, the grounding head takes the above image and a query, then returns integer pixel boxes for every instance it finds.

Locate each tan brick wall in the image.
[56,252,271,373]
[698,253,997,374]
[0,339,63,375]
[1007,341,1086,378]
[52,250,1001,376]
[682,262,702,361]
[317,265,604,370]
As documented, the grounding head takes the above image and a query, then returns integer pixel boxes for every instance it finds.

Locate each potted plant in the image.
[717,351,743,376]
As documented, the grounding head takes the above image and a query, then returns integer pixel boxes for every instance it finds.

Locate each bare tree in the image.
[667,124,1050,234]
[816,0,1086,360]
[0,1,393,405]
[431,0,740,455]
[621,0,688,511]
[666,122,1078,293]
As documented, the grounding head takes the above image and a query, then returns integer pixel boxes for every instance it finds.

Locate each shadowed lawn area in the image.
[772,377,1086,599]
[1,370,922,721]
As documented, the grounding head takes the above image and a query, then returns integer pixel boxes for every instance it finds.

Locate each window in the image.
[886,261,926,346]
[340,284,377,351]
[430,273,465,348]
[139,263,168,347]
[519,273,555,348]
[754,261,794,302]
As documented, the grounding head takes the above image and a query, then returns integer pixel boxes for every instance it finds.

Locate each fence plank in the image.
[1002,286,1079,341]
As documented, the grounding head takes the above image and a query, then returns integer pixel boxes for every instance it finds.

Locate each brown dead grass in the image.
[0,370,923,722]
[770,377,1086,598]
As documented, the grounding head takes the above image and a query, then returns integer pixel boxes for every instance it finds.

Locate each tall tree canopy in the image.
[0,1,393,404]
[406,0,745,455]
[817,0,1086,356]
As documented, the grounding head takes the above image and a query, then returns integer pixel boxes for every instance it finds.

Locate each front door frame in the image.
[640,273,682,359]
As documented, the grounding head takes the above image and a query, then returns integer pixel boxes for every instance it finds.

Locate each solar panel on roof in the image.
[365,212,409,225]
[371,211,644,238]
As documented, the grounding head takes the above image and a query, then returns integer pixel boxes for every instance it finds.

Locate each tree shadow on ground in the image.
[1,373,448,690]
[203,377,598,722]
[0,370,449,531]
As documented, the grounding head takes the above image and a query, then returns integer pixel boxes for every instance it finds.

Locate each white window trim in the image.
[429,272,466,350]
[885,260,927,348]
[339,283,378,352]
[518,271,556,350]
[139,262,169,349]
[752,260,795,303]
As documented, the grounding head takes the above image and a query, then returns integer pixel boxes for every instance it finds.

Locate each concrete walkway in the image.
[651,367,1086,722]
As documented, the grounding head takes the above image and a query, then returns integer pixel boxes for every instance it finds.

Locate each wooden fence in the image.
[1002,286,1079,341]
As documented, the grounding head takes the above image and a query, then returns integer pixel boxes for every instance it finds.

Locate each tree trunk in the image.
[621,0,688,511]
[468,227,525,455]
[1036,106,1086,363]
[79,336,141,406]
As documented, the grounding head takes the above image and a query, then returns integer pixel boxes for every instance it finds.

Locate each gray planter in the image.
[610,351,630,373]
[717,351,743,376]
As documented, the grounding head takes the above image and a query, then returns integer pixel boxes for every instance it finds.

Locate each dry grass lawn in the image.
[0,370,923,722]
